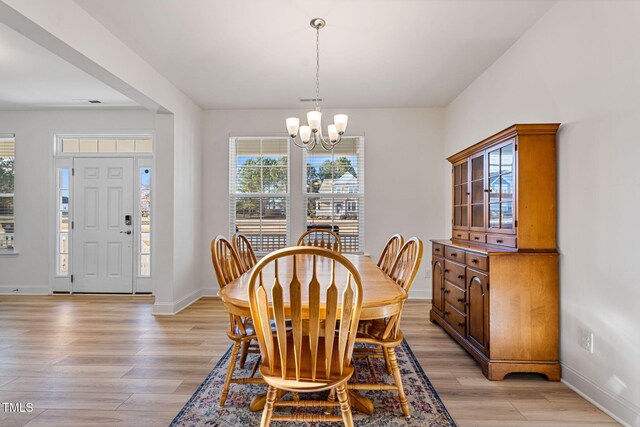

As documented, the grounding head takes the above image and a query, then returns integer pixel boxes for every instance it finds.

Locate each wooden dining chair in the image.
[248,246,363,426]
[352,237,423,418]
[232,232,258,272]
[297,228,342,252]
[377,234,404,277]
[211,235,263,406]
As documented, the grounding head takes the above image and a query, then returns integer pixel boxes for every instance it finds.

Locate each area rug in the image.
[171,339,456,426]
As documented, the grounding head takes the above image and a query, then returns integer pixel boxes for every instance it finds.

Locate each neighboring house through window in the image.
[304,137,365,253]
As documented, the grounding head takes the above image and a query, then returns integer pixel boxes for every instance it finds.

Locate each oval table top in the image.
[218,254,407,320]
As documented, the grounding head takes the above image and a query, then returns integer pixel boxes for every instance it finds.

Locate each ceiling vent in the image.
[299,98,322,102]
[88,99,102,104]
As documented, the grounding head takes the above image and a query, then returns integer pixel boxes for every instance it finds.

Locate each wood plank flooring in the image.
[0,296,618,426]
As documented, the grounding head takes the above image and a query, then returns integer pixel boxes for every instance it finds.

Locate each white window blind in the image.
[0,135,15,251]
[303,137,365,253]
[229,137,289,254]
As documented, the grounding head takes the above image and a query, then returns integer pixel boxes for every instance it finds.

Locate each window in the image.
[139,167,151,276]
[56,166,71,274]
[0,135,15,251]
[58,137,152,154]
[304,137,364,253]
[229,137,289,254]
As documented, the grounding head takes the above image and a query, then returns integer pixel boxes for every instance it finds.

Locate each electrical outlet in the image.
[580,328,594,353]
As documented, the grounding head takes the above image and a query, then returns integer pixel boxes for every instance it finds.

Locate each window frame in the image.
[0,134,16,254]
[302,136,365,254]
[229,136,291,255]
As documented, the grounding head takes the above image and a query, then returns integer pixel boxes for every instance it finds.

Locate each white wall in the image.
[202,108,446,299]
[0,109,155,293]
[444,2,640,425]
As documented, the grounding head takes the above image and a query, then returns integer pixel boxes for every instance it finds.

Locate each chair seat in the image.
[260,334,354,392]
[355,319,404,346]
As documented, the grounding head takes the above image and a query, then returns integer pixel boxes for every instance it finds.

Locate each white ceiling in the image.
[75,0,556,109]
[0,22,139,110]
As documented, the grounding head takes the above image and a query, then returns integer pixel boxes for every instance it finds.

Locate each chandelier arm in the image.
[316,126,341,150]
[291,136,317,151]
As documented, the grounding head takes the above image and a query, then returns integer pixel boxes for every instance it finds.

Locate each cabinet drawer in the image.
[443,303,466,336]
[466,252,489,271]
[452,230,469,240]
[432,243,444,257]
[469,232,486,243]
[444,259,466,287]
[444,246,465,262]
[444,281,466,313]
[487,234,517,247]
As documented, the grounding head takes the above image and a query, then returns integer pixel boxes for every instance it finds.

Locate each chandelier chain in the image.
[315,26,320,109]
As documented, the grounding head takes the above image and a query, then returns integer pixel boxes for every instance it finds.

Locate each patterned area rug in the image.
[171,340,456,426]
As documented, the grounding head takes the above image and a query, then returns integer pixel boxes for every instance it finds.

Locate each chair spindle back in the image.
[377,234,404,276]
[232,233,258,272]
[211,235,243,288]
[297,229,342,253]
[248,247,363,382]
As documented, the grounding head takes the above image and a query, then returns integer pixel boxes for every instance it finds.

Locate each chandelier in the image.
[286,18,348,151]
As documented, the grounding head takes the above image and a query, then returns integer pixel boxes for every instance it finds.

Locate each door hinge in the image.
[70,274,74,283]
[515,144,518,151]
[71,221,74,230]
[72,168,75,176]
[486,282,490,291]
[515,220,518,228]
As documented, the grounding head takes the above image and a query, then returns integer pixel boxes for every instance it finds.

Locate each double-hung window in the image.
[0,135,15,251]
[304,137,365,253]
[229,137,289,254]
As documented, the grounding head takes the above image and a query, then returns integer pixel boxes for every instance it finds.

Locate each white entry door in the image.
[72,158,134,293]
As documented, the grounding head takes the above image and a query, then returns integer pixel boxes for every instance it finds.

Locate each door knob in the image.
[120,230,132,235]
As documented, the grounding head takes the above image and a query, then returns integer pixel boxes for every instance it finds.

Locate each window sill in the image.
[0,249,19,256]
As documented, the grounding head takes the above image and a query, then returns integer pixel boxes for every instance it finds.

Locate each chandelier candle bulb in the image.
[328,124,339,142]
[334,114,348,134]
[299,125,312,143]
[286,117,300,137]
[307,111,322,131]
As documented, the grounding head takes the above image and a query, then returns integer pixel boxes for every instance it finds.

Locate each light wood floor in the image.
[0,296,617,426]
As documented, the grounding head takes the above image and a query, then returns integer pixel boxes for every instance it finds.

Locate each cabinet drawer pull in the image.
[443,290,450,294]
[458,322,464,328]
[443,311,449,316]
[457,298,464,303]
[451,253,457,257]
[444,269,449,273]
[457,275,464,279]
[435,248,440,252]
[466,192,470,195]
[473,237,480,240]
[471,259,478,263]
[483,189,490,192]
[496,239,504,243]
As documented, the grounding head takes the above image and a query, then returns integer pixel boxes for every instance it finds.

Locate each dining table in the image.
[218,253,408,415]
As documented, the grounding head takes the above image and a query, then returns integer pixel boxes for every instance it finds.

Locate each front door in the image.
[72,157,134,293]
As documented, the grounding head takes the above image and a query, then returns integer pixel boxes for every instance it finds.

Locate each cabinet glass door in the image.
[487,140,515,232]
[470,153,485,230]
[453,160,469,229]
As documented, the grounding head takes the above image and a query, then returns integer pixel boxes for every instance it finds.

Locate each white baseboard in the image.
[201,287,218,297]
[408,289,431,300]
[0,285,49,295]
[561,363,639,427]
[153,287,204,315]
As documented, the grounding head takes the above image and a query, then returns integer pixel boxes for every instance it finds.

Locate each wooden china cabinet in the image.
[431,123,560,381]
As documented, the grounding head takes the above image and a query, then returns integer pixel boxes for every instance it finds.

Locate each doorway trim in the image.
[50,132,154,294]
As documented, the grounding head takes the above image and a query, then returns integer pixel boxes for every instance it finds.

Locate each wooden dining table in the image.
[218,253,408,415]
